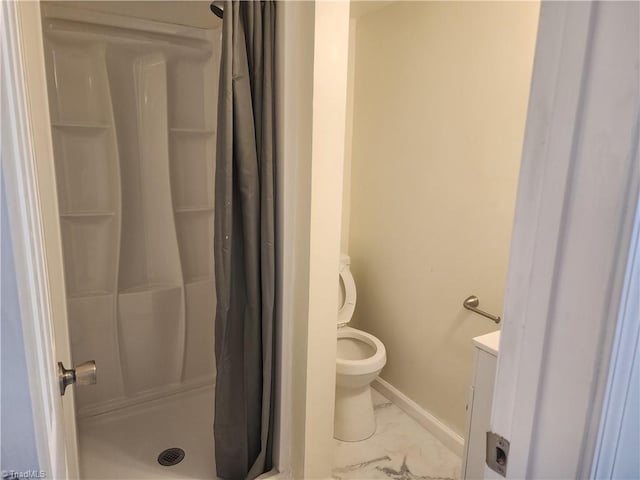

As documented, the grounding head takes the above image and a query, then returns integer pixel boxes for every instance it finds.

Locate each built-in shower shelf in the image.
[169,127,215,135]
[186,275,214,285]
[175,206,214,213]
[68,290,113,299]
[119,284,183,295]
[52,121,111,130]
[60,211,116,218]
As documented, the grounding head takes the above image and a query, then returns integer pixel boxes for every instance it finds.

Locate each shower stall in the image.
[40,3,220,476]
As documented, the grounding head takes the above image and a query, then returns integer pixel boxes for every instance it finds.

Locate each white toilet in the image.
[334,254,387,442]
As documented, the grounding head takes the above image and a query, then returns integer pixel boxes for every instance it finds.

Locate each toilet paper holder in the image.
[463,295,501,324]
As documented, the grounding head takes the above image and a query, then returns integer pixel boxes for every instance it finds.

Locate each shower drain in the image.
[157,447,185,466]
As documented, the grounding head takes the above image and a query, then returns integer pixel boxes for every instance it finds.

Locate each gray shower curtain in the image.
[213,1,276,479]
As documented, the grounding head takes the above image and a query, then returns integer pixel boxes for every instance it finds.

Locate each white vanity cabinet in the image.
[461,331,500,480]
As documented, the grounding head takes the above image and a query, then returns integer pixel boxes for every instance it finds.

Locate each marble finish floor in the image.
[333,390,461,480]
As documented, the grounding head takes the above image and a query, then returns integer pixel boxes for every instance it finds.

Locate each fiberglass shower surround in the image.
[42,5,221,416]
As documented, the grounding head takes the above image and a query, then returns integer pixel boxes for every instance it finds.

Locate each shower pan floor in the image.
[78,385,215,479]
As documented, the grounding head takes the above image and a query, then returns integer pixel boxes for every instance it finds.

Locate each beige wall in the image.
[341,18,357,253]
[346,1,539,434]
[275,1,315,475]
[277,1,351,477]
[302,1,350,476]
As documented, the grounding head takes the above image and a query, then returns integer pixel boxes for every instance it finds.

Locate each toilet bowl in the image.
[334,254,387,442]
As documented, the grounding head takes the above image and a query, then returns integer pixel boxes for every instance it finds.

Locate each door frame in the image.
[7,0,639,478]
[490,1,639,478]
[1,1,80,477]
[591,190,640,477]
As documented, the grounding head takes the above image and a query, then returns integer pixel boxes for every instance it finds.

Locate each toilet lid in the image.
[338,265,356,326]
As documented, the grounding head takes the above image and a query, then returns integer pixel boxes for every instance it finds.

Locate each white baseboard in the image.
[372,377,464,457]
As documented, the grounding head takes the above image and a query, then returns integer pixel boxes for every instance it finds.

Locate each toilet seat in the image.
[334,254,387,442]
[336,327,386,376]
[338,258,356,327]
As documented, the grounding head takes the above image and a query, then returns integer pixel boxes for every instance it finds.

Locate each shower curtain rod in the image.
[210,2,224,19]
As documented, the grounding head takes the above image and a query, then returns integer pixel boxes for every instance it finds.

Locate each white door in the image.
[1,1,81,477]
[489,2,639,478]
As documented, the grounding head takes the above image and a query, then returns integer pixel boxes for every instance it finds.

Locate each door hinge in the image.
[486,431,509,477]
